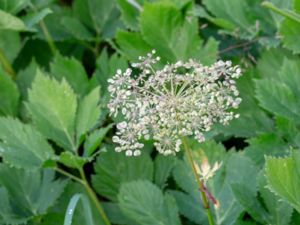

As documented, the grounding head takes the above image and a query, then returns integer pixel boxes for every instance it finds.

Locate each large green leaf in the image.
[50,54,90,96]
[0,68,19,116]
[92,148,153,201]
[27,70,77,152]
[265,151,300,213]
[0,165,67,224]
[118,180,181,225]
[0,117,55,169]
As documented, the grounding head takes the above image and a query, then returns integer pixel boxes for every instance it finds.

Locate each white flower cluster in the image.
[108,50,242,156]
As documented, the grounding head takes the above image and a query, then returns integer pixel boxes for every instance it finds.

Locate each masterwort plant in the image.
[108,50,242,156]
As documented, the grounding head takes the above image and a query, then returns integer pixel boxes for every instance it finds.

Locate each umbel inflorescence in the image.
[108,50,242,156]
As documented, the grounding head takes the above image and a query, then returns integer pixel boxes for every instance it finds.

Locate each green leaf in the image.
[265,151,300,213]
[280,19,300,53]
[220,69,273,138]
[209,153,259,225]
[244,134,288,167]
[76,86,101,146]
[83,124,113,157]
[118,180,181,225]
[256,58,300,123]
[262,1,300,23]
[231,183,270,224]
[258,173,293,225]
[116,31,152,61]
[94,48,128,94]
[140,2,203,62]
[40,182,105,225]
[0,9,27,31]
[102,202,138,225]
[0,0,30,14]
[0,165,67,224]
[50,54,89,96]
[59,152,89,169]
[0,68,19,116]
[22,8,52,31]
[0,116,55,169]
[201,0,277,42]
[92,149,153,201]
[27,70,77,152]
[117,0,141,30]
[61,16,94,41]
[172,141,259,225]
[16,59,38,99]
[63,193,94,225]
[87,0,117,34]
[0,30,21,63]
[154,155,177,189]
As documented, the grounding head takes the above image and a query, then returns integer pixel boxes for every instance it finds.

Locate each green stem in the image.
[79,168,111,225]
[54,167,85,185]
[0,48,16,79]
[181,137,215,225]
[28,3,57,55]
[40,20,57,55]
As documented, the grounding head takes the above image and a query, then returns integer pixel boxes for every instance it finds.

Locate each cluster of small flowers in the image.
[108,50,242,156]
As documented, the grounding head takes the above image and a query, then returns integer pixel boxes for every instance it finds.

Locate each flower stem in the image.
[181,137,215,225]
[79,168,111,225]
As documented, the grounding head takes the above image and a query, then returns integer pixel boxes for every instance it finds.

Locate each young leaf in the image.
[92,148,153,201]
[59,152,89,169]
[265,151,300,213]
[0,117,55,169]
[0,166,67,224]
[118,180,181,225]
[27,70,77,152]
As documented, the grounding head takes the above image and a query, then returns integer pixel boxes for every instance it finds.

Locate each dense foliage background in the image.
[1,0,300,224]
